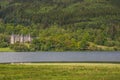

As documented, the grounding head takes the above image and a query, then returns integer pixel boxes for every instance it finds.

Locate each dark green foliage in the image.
[0,0,120,26]
[79,32,89,50]
[94,32,107,45]
[0,0,120,51]
[110,0,120,7]
[0,34,9,48]
[0,23,5,33]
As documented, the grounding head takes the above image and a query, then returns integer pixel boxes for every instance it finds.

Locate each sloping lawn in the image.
[0,48,14,52]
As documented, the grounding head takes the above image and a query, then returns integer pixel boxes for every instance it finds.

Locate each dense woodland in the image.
[0,0,120,51]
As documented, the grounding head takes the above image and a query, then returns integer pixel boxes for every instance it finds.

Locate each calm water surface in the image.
[0,52,120,63]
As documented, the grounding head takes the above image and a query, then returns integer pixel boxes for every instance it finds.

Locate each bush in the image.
[104,41,116,47]
[10,43,30,52]
[0,34,9,48]
[0,42,8,48]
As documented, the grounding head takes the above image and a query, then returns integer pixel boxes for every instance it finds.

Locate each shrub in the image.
[0,42,8,48]
[10,43,30,52]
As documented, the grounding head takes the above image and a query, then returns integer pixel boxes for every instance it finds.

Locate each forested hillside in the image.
[0,0,120,51]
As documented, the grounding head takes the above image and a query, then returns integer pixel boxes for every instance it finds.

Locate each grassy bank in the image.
[0,48,14,52]
[0,63,120,80]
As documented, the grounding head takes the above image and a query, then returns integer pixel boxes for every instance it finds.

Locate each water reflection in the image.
[0,52,120,63]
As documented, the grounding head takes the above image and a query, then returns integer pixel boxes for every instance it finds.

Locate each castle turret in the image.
[20,34,24,43]
[10,34,15,44]
[28,34,31,42]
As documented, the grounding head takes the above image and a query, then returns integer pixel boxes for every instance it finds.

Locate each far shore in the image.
[0,48,120,52]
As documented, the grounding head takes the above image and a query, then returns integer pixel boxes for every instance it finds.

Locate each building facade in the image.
[10,34,32,44]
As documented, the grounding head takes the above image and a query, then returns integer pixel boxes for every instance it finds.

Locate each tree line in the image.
[0,0,120,51]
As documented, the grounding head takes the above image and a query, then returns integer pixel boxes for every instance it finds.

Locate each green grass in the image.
[0,63,120,80]
[88,42,120,51]
[0,48,14,52]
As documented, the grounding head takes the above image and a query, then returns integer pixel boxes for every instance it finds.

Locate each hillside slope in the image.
[0,0,120,26]
[0,0,120,51]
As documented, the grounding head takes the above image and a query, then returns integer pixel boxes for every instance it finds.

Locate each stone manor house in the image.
[10,34,32,44]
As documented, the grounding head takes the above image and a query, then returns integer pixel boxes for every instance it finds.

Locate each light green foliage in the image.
[0,0,9,7]
[0,47,14,52]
